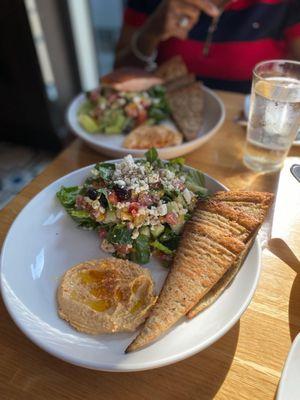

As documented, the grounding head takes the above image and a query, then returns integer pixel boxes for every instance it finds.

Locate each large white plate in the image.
[67,86,225,159]
[0,163,261,371]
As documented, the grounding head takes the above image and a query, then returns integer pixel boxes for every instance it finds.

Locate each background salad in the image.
[57,148,207,265]
[77,86,170,135]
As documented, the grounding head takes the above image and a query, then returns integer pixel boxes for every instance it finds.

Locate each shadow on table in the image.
[289,275,300,341]
[1,298,240,400]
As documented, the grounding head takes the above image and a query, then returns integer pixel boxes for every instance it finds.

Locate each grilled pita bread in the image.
[164,73,196,92]
[123,125,183,149]
[187,191,273,318]
[126,190,273,352]
[155,55,188,82]
[187,238,255,318]
[166,82,204,141]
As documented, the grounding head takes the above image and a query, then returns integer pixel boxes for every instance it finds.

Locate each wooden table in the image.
[1,91,300,400]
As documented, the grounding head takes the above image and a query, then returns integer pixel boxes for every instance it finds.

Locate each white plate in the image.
[67,86,225,159]
[244,94,300,146]
[277,334,300,400]
[0,163,261,371]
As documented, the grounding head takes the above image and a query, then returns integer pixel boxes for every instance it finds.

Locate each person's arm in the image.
[115,0,220,68]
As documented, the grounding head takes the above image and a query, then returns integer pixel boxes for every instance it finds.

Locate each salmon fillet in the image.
[126,190,273,352]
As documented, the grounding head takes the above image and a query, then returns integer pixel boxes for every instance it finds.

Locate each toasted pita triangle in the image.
[126,191,273,353]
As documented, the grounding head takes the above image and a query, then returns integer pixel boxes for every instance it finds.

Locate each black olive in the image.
[86,187,98,200]
[99,194,108,208]
[114,185,131,201]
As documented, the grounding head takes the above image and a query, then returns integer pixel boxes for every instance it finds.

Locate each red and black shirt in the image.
[124,0,300,92]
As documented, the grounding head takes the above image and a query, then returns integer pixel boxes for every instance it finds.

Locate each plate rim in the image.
[0,163,261,372]
[66,85,226,155]
[276,333,300,400]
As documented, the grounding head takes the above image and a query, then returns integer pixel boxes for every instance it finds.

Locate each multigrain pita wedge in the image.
[155,55,188,82]
[123,125,183,149]
[126,190,273,352]
[187,237,255,318]
[166,82,204,141]
[187,190,273,318]
[164,73,196,92]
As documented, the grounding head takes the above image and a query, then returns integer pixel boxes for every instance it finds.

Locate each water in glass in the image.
[244,76,300,172]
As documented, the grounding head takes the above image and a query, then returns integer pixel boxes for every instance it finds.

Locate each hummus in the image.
[57,258,156,334]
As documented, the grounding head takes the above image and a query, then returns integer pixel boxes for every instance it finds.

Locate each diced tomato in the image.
[138,193,153,206]
[129,202,140,217]
[108,191,118,205]
[165,212,178,225]
[75,195,84,209]
[98,228,107,239]
[125,103,139,118]
[137,108,148,125]
[115,244,131,255]
[108,93,118,103]
[174,180,185,191]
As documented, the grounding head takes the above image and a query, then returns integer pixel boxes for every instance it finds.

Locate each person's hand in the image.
[140,0,221,42]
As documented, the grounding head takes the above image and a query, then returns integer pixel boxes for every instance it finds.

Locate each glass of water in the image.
[243,60,300,172]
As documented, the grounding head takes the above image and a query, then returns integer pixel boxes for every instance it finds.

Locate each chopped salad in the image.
[77,85,170,135]
[57,149,208,265]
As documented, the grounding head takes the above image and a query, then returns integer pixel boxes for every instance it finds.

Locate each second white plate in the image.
[67,85,225,159]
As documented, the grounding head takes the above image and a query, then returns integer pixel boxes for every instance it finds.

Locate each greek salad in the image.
[77,85,170,135]
[57,149,207,265]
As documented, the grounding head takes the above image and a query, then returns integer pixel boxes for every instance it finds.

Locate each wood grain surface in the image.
[1,91,300,400]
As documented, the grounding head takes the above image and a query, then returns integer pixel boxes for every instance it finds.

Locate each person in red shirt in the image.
[115,0,300,92]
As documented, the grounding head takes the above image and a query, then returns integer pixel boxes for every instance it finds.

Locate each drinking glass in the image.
[243,60,300,172]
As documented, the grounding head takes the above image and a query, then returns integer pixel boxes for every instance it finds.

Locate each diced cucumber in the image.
[175,194,186,206]
[69,209,90,219]
[78,100,93,115]
[140,226,151,237]
[166,201,178,213]
[150,224,165,238]
[151,240,173,255]
[104,210,117,223]
[78,114,99,133]
[102,110,126,134]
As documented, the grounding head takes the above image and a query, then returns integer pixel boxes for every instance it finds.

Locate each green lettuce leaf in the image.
[56,186,80,209]
[131,234,150,264]
[68,210,99,230]
[145,147,158,164]
[107,224,132,245]
[94,162,115,181]
[186,169,208,196]
[159,227,180,251]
